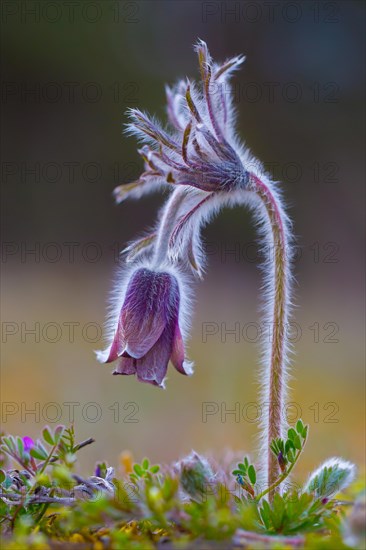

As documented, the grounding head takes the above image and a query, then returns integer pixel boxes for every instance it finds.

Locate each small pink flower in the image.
[97,266,192,388]
[22,436,34,452]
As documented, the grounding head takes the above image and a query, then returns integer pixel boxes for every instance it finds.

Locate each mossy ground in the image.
[0,426,364,550]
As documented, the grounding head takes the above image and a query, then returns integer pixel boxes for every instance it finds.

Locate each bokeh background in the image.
[1,0,365,482]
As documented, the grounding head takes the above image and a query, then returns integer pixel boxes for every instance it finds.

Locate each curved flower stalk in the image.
[101,40,293,493]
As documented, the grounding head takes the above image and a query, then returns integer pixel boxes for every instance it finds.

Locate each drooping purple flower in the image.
[97,266,192,388]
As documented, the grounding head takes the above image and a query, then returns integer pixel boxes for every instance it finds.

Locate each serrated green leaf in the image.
[248,465,256,485]
[61,426,75,451]
[270,493,286,531]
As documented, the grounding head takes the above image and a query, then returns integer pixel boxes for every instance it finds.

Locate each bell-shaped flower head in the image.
[97,264,193,388]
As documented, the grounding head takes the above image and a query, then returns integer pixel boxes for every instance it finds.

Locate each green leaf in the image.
[30,446,48,460]
[287,450,296,464]
[248,465,256,485]
[133,464,143,477]
[54,425,65,444]
[270,438,284,456]
[161,477,178,500]
[272,438,285,455]
[142,458,149,470]
[16,436,24,456]
[260,507,270,529]
[270,493,285,531]
[270,443,277,456]
[61,426,75,451]
[293,434,302,450]
[285,439,295,454]
[260,499,271,529]
[42,427,54,446]
[244,457,249,468]
[232,469,243,476]
[296,419,304,435]
[288,428,297,441]
[149,465,160,474]
[0,470,6,484]
[4,436,17,452]
[238,462,247,472]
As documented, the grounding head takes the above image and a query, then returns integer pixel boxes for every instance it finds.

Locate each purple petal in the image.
[120,269,179,359]
[22,436,34,451]
[171,323,194,376]
[102,318,125,363]
[135,326,174,388]
[112,356,137,376]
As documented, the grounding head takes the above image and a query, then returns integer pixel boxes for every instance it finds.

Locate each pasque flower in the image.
[102,40,293,493]
[97,265,192,388]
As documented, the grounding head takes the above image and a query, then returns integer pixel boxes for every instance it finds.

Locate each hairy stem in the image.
[152,187,188,267]
[249,174,291,498]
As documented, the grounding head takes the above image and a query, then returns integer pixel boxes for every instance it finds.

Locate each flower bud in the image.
[178,452,215,500]
[303,458,356,499]
[278,451,287,473]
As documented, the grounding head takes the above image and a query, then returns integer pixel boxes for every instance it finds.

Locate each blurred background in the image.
[1,0,365,482]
